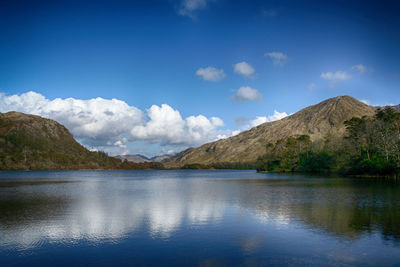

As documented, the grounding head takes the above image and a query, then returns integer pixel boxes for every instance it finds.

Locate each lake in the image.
[0,170,399,266]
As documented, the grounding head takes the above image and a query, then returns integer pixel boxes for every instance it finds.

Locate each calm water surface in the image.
[0,170,399,266]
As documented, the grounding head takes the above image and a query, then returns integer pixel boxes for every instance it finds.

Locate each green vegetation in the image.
[178,108,400,176]
[166,96,377,168]
[0,112,164,170]
[182,162,255,169]
[2,107,399,175]
[255,108,400,176]
[181,163,210,169]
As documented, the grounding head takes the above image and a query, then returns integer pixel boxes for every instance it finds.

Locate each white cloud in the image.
[320,71,352,81]
[320,71,352,88]
[249,116,268,127]
[196,67,226,82]
[250,111,289,127]
[234,62,255,78]
[265,52,288,65]
[161,149,176,155]
[0,91,143,146]
[231,110,288,136]
[230,130,242,136]
[178,0,212,18]
[360,99,394,107]
[360,99,371,105]
[268,110,289,122]
[130,104,225,147]
[131,104,184,144]
[231,86,263,102]
[0,91,228,154]
[352,64,369,74]
[0,91,290,155]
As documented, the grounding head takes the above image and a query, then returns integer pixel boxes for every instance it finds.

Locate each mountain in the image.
[115,154,174,163]
[150,154,174,162]
[165,96,376,167]
[0,112,162,170]
[392,105,400,112]
[378,104,400,112]
[116,154,150,163]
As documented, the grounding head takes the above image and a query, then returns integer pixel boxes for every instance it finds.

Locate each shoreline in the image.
[0,168,399,179]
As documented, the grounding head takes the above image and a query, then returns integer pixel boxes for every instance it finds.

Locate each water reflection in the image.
[0,175,230,248]
[0,171,399,251]
[235,177,400,242]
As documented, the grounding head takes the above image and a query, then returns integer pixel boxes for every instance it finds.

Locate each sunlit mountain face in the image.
[0,170,399,266]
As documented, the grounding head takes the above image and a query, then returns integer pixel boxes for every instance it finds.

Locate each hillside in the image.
[380,104,400,112]
[0,112,162,170]
[151,154,174,162]
[116,154,150,163]
[165,96,376,167]
[115,154,173,163]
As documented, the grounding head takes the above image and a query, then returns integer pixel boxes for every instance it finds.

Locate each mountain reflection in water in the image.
[0,170,399,266]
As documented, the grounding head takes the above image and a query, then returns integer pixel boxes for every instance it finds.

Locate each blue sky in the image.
[1,0,399,156]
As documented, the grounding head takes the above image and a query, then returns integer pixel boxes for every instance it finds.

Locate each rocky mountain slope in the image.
[0,112,156,170]
[165,96,376,167]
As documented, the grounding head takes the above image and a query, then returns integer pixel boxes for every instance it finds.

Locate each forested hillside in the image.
[166,96,376,168]
[255,107,400,175]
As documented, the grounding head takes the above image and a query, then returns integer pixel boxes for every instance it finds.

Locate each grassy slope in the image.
[0,112,162,170]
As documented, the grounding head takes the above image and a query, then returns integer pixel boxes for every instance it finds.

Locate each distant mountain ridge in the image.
[116,154,151,163]
[377,104,400,112]
[151,154,174,162]
[116,154,174,163]
[164,96,377,167]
